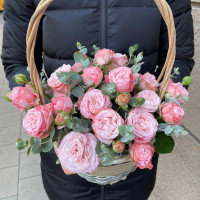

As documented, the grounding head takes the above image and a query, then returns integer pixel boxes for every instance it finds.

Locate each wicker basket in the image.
[26,0,176,184]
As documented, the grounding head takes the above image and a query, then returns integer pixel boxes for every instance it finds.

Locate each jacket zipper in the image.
[100,0,106,48]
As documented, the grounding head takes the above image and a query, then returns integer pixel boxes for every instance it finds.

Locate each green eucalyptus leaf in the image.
[129,97,145,107]
[74,52,85,63]
[100,154,114,166]
[32,141,42,154]
[41,141,54,153]
[50,128,56,139]
[15,138,26,150]
[96,141,102,155]
[118,125,126,136]
[71,85,85,98]
[172,125,189,137]
[80,48,88,55]
[56,159,61,165]
[129,44,138,57]
[27,146,32,156]
[136,52,143,63]
[76,42,82,49]
[81,58,90,68]
[154,132,174,154]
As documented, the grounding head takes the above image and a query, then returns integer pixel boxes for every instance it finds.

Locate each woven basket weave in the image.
[26,0,176,181]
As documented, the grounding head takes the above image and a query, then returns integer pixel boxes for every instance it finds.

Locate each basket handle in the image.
[26,0,176,104]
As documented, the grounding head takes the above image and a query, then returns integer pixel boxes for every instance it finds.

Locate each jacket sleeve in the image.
[1,0,43,89]
[157,0,194,82]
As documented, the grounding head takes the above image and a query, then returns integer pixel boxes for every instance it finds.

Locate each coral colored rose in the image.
[9,85,40,112]
[52,95,73,115]
[80,89,112,119]
[129,142,155,169]
[94,49,114,66]
[116,93,131,106]
[161,102,185,125]
[138,72,159,91]
[165,80,188,104]
[81,66,103,87]
[71,63,84,72]
[47,64,71,96]
[135,90,161,113]
[23,104,53,139]
[112,141,125,153]
[106,67,134,93]
[126,108,158,143]
[113,53,128,66]
[92,109,124,145]
[58,132,100,173]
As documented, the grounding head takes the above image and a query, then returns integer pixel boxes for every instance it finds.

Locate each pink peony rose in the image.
[71,63,84,72]
[92,109,124,145]
[126,108,158,143]
[81,66,103,87]
[165,80,188,104]
[113,53,128,66]
[138,72,159,91]
[47,64,71,96]
[23,104,53,139]
[76,96,84,110]
[129,142,155,169]
[135,90,161,113]
[80,89,112,119]
[94,49,114,66]
[52,95,73,115]
[106,67,134,93]
[58,131,100,173]
[161,102,185,125]
[9,85,40,112]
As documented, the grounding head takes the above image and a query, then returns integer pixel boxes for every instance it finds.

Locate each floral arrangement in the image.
[4,42,192,174]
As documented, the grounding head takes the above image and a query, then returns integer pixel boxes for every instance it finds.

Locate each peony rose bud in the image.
[55,112,70,126]
[112,140,125,153]
[116,93,131,106]
[161,102,185,125]
[94,49,114,66]
[14,74,29,85]
[5,91,12,102]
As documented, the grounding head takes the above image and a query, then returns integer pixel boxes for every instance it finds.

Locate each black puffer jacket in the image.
[2,0,194,89]
[1,1,194,200]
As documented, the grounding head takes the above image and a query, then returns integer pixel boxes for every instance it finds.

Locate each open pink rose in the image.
[161,102,185,125]
[71,63,84,72]
[126,108,158,143]
[92,109,124,144]
[9,85,40,112]
[81,66,103,87]
[52,95,73,115]
[23,104,53,139]
[129,142,155,169]
[135,90,161,113]
[113,53,128,66]
[47,64,71,96]
[138,72,159,91]
[94,49,114,66]
[106,67,134,93]
[80,89,112,119]
[165,80,188,104]
[58,132,100,173]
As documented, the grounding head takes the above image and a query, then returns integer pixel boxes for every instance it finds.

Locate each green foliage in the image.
[129,97,145,107]
[129,44,138,58]
[182,76,192,86]
[158,123,173,136]
[118,125,135,143]
[32,138,42,154]
[101,83,117,98]
[91,44,100,55]
[71,85,85,98]
[13,74,29,85]
[71,117,92,133]
[96,142,114,166]
[56,71,82,89]
[154,132,174,154]
[41,138,54,152]
[15,138,28,150]
[131,62,144,73]
[172,125,189,137]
